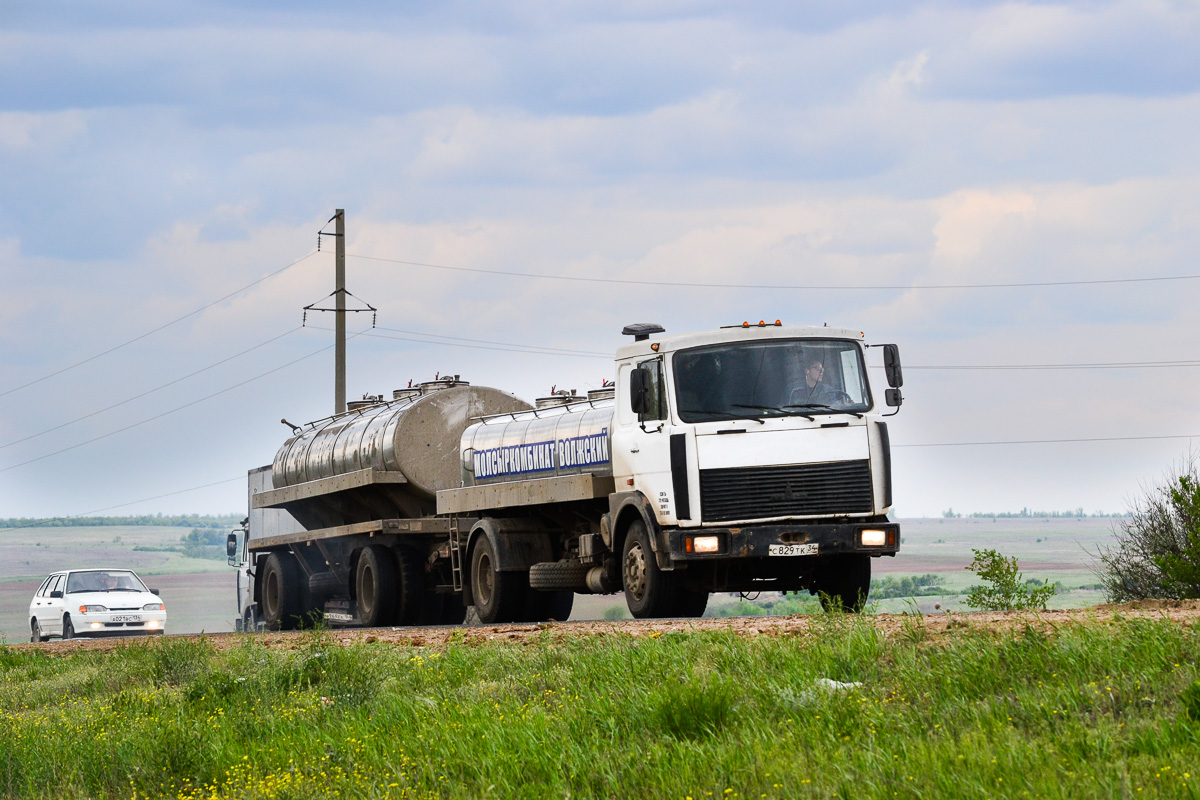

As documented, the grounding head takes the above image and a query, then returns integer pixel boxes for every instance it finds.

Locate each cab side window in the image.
[640,358,666,422]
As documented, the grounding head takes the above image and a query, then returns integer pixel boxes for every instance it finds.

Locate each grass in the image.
[2,614,1199,799]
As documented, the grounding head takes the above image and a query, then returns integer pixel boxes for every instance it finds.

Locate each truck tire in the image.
[816,554,871,613]
[622,520,676,618]
[674,588,709,618]
[519,589,574,622]
[262,552,305,630]
[392,546,425,627]
[356,545,399,627]
[529,561,590,591]
[470,535,528,624]
[438,598,468,625]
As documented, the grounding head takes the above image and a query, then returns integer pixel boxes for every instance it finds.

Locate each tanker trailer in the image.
[229,379,531,630]
[230,321,904,629]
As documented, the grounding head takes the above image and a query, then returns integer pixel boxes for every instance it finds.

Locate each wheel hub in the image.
[624,543,647,601]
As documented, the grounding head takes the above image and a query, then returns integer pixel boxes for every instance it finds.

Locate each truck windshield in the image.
[673,339,871,423]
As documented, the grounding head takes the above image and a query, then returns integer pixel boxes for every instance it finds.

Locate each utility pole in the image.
[335,208,346,415]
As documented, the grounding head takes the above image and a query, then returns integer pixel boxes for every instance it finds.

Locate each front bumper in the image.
[76,611,167,636]
[666,521,900,561]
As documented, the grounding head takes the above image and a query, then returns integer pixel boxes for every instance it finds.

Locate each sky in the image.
[1,1,1199,519]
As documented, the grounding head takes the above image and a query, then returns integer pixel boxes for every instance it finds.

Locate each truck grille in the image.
[699,460,873,522]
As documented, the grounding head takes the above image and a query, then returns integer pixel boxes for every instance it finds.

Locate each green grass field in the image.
[2,613,1199,799]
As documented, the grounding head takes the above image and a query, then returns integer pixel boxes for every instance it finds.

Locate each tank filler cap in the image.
[621,323,665,342]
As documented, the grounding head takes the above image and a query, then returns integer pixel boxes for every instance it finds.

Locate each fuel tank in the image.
[272,382,531,498]
[460,397,615,486]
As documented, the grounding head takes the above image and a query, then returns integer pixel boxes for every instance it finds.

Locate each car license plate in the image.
[768,543,818,557]
[111,615,142,623]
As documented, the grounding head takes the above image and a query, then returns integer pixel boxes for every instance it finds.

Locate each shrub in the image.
[964,548,1055,611]
[1182,680,1200,724]
[1096,457,1200,601]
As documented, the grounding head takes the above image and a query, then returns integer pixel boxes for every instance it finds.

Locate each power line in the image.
[374,326,610,356]
[0,327,303,451]
[307,325,611,359]
[0,475,245,533]
[903,360,1200,371]
[0,249,319,400]
[895,433,1199,448]
[350,253,1200,291]
[0,334,362,474]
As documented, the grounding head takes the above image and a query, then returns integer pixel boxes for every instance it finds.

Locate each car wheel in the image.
[30,619,43,643]
[622,520,677,619]
[62,616,74,640]
[261,552,304,630]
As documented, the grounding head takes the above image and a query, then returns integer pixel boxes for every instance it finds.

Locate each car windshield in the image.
[673,338,871,423]
[66,570,146,594]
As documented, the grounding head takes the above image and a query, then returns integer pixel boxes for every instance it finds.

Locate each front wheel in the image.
[815,554,871,613]
[622,521,676,618]
[62,616,74,640]
[30,619,43,643]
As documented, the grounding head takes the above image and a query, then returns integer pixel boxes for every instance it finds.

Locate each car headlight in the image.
[81,605,108,613]
[143,603,164,611]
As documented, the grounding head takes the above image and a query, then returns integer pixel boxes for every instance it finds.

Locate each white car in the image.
[28,569,167,642]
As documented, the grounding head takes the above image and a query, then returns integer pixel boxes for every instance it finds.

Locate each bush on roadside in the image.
[965,548,1055,611]
[1096,457,1200,602]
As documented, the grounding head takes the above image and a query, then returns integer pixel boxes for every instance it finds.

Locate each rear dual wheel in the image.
[355,545,424,627]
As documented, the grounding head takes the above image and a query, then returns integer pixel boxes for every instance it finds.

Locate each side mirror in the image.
[226,530,244,567]
[151,589,161,595]
[882,344,903,388]
[629,368,650,415]
[50,590,63,599]
[886,388,904,408]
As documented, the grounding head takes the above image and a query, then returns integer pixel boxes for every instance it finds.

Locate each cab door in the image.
[616,357,682,524]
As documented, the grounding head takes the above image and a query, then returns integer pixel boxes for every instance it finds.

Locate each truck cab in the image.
[603,322,901,615]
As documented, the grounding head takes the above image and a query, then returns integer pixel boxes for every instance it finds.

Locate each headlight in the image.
[685,535,721,554]
[860,529,888,547]
[143,603,164,611]
[81,605,108,613]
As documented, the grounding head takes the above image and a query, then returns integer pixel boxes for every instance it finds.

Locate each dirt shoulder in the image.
[9,600,1200,655]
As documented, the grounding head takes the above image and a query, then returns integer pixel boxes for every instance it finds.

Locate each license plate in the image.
[111,615,142,623]
[768,543,819,557]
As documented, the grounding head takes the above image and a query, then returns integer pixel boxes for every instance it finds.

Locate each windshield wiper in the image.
[688,408,766,424]
[732,404,814,421]
[784,403,864,419]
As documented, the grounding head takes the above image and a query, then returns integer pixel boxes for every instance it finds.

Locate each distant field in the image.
[0,518,1123,641]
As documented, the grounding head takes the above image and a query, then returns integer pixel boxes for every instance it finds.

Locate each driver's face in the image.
[805,362,824,383]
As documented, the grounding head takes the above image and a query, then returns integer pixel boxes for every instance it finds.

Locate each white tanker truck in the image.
[227,321,905,628]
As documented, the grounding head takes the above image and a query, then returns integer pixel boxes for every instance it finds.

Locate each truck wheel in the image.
[519,589,574,622]
[392,546,425,626]
[262,552,304,630]
[622,520,676,618]
[817,554,871,613]
[356,545,399,627]
[438,598,468,625]
[674,588,709,618]
[470,535,527,624]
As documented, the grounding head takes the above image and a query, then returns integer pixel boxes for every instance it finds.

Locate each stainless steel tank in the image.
[273,383,531,498]
[460,399,615,486]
